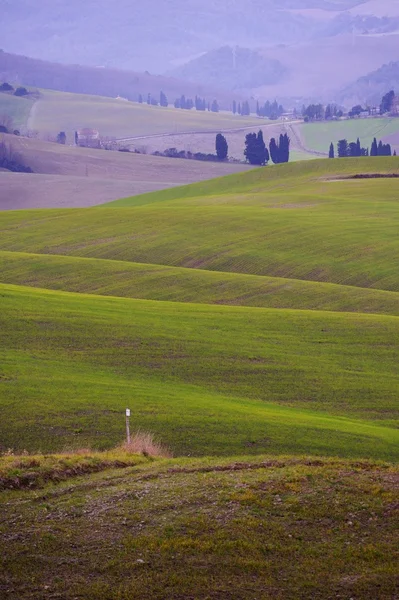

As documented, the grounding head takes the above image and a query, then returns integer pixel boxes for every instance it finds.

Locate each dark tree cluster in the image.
[325,104,343,120]
[0,139,32,172]
[269,133,290,164]
[244,131,290,166]
[256,100,284,119]
[152,147,220,162]
[348,104,365,118]
[331,137,392,158]
[0,82,30,97]
[380,90,395,115]
[302,104,324,122]
[244,131,269,165]
[370,137,393,156]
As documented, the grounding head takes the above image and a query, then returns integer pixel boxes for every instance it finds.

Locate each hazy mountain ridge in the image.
[169,47,287,91]
[0,50,237,110]
[0,0,374,75]
[340,60,399,105]
[1,0,398,102]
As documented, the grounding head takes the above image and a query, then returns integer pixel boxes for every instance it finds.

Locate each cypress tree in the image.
[370,138,378,156]
[160,91,168,107]
[244,131,269,166]
[329,143,334,159]
[337,139,349,158]
[232,100,237,114]
[216,133,228,161]
[269,137,279,164]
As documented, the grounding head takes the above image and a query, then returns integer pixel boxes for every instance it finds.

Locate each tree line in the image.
[218,131,290,165]
[136,90,287,119]
[328,137,395,158]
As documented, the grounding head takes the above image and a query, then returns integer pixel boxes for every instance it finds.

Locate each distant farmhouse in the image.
[75,128,100,148]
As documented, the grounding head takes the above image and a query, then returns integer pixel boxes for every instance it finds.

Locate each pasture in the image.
[28,89,261,139]
[0,92,34,130]
[1,154,398,599]
[0,156,398,459]
[301,117,399,154]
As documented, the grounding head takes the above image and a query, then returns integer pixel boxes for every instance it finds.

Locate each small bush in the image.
[120,431,172,458]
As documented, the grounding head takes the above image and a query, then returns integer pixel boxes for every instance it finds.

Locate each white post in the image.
[125,408,131,445]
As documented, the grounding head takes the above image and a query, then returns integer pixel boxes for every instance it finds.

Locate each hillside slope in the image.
[0,157,398,459]
[1,455,398,600]
[0,134,253,209]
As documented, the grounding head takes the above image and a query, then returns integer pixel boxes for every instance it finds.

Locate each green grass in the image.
[1,456,398,599]
[29,88,261,139]
[301,118,399,154]
[1,158,398,291]
[0,92,34,130]
[1,154,398,598]
[0,283,398,460]
[0,251,398,315]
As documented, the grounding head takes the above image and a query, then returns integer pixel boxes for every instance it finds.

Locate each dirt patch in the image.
[327,173,399,182]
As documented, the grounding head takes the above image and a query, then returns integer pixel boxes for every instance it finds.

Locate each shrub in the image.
[120,431,172,458]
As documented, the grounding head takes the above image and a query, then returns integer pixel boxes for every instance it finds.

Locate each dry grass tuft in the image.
[120,431,172,458]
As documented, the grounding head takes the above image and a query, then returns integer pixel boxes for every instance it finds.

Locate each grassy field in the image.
[1,283,398,459]
[28,89,261,140]
[1,134,253,209]
[1,155,398,598]
[1,251,398,315]
[1,456,398,599]
[1,158,398,290]
[0,92,34,130]
[300,117,399,154]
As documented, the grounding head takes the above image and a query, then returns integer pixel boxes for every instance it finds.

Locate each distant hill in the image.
[339,61,399,105]
[0,51,235,109]
[169,47,286,91]
[0,0,380,75]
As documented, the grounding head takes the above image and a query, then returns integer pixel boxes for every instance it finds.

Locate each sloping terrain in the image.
[1,154,398,598]
[0,157,398,458]
[0,134,253,209]
[256,32,399,101]
[1,456,398,599]
[0,50,236,110]
[340,60,399,106]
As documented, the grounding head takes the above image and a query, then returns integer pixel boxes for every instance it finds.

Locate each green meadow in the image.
[1,155,398,599]
[0,92,34,130]
[0,156,398,460]
[28,88,261,139]
[301,117,399,153]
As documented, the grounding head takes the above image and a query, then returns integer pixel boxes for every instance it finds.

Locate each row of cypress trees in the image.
[244,131,290,165]
[329,137,395,158]
[215,131,290,165]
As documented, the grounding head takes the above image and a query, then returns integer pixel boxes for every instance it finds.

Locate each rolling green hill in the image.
[1,158,398,291]
[1,283,398,459]
[1,155,398,599]
[0,156,398,459]
[27,88,261,140]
